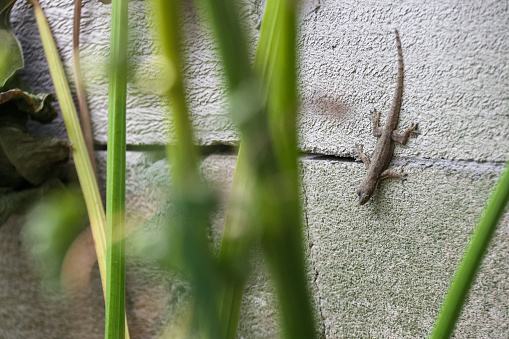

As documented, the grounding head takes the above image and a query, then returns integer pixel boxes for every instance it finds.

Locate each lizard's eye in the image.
[356,188,362,197]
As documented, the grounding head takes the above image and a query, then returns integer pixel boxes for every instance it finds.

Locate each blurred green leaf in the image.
[0,0,23,88]
[22,186,88,291]
[140,1,225,337]
[0,178,63,225]
[197,0,318,338]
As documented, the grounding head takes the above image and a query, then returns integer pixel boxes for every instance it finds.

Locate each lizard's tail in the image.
[390,29,404,125]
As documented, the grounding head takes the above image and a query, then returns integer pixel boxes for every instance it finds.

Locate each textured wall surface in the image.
[11,0,509,161]
[4,0,509,337]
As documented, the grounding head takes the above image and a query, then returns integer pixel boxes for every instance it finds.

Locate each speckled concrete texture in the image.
[297,0,509,162]
[301,157,509,338]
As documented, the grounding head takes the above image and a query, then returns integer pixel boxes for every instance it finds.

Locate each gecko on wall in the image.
[355,29,419,205]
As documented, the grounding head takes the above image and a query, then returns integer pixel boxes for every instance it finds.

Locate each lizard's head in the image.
[357,183,375,205]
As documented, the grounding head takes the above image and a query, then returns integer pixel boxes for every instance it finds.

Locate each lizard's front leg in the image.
[392,123,419,144]
[354,144,370,169]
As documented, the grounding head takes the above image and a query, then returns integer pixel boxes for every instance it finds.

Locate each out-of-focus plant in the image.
[20,0,317,337]
[22,186,88,291]
[137,0,318,338]
[147,0,224,337]
[431,161,509,339]
[0,0,22,87]
[10,0,509,337]
[196,0,316,337]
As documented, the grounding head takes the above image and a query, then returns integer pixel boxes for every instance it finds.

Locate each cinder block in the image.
[11,1,509,162]
[302,156,509,337]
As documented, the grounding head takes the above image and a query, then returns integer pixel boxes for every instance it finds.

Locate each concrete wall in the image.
[3,0,508,337]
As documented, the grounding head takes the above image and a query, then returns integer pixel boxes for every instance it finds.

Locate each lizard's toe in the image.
[411,123,420,135]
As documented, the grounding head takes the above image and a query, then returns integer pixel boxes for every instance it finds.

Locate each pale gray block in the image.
[111,151,509,338]
[297,0,509,163]
[10,1,509,163]
[302,157,509,338]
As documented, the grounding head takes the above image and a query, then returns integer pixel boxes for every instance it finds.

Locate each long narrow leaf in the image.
[192,0,264,337]
[29,0,107,290]
[431,161,509,338]
[217,145,256,338]
[72,0,98,178]
[216,1,290,336]
[105,0,128,337]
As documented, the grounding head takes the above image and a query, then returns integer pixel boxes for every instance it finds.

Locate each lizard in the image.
[355,29,419,205]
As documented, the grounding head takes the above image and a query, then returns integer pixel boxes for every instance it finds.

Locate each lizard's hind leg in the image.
[354,144,370,169]
[380,169,405,180]
[392,123,419,144]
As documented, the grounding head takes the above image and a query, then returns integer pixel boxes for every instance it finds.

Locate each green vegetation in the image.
[431,161,509,338]
[105,0,129,337]
[23,0,316,337]
[26,0,131,336]
[147,0,316,337]
[0,0,23,87]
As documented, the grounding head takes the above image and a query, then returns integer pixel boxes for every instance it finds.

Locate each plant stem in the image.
[431,161,509,338]
[105,0,128,337]
[152,1,222,337]
[72,0,98,179]
[218,145,255,338]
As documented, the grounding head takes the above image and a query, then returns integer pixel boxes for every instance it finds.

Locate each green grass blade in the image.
[105,0,128,337]
[192,1,261,337]
[431,161,509,338]
[152,1,223,337]
[217,145,256,338]
[152,0,199,178]
[256,2,317,338]
[196,0,317,338]
[215,0,290,336]
[31,2,131,337]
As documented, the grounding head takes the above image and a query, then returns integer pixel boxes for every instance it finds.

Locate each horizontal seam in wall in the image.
[93,144,506,173]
